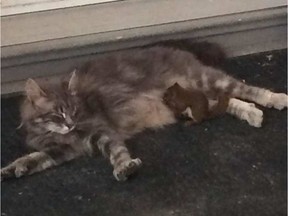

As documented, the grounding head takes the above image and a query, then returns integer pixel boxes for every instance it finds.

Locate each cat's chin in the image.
[57,129,70,135]
[47,125,74,135]
[58,126,75,134]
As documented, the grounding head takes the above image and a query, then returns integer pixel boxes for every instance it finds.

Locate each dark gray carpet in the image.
[1,49,287,216]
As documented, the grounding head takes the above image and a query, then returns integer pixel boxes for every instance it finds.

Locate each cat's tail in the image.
[146,40,227,67]
[1,145,80,181]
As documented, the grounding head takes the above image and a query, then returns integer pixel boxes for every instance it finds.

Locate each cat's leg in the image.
[231,82,288,110]
[226,98,263,127]
[1,144,79,181]
[206,97,263,127]
[210,70,287,110]
[94,134,142,181]
[184,67,287,110]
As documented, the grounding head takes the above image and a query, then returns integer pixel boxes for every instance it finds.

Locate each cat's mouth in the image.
[56,125,75,134]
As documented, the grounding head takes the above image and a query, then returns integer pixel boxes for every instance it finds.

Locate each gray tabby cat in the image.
[1,45,287,181]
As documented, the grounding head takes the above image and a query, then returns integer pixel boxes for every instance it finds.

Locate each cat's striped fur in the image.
[1,43,287,181]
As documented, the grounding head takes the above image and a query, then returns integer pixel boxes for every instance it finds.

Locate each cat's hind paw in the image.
[244,105,263,128]
[268,93,288,110]
[228,99,263,128]
[113,158,142,181]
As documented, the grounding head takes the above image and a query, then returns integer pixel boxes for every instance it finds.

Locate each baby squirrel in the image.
[163,83,230,125]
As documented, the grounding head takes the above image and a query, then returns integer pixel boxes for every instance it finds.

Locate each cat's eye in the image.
[49,113,64,122]
[51,113,62,118]
[58,106,65,113]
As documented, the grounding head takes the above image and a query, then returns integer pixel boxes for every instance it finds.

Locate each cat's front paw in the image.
[268,93,288,110]
[113,158,142,181]
[1,159,29,181]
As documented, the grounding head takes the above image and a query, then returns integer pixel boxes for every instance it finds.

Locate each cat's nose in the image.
[66,122,74,129]
[65,115,75,129]
[66,115,73,125]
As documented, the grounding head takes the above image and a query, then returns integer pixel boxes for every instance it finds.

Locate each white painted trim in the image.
[2,0,287,49]
[2,20,286,91]
[1,0,119,16]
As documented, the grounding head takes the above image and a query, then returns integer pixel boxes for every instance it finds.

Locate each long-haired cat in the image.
[1,43,287,181]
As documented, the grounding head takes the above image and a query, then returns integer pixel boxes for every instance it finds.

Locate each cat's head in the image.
[21,71,82,134]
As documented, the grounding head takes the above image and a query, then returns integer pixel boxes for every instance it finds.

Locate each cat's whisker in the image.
[16,122,24,130]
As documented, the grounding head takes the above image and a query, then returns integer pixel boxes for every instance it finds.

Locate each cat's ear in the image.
[25,79,47,102]
[68,69,78,95]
